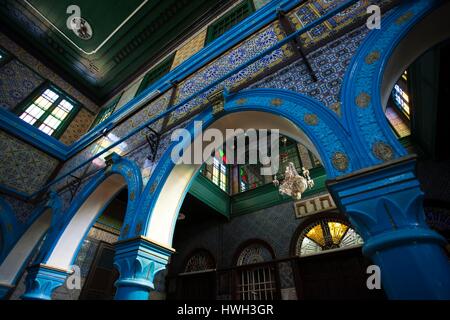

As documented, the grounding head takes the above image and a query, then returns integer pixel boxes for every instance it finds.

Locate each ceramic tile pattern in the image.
[0,60,44,111]
[0,32,98,112]
[1,194,34,224]
[290,0,386,48]
[172,29,207,70]
[0,130,59,195]
[33,3,372,195]
[169,23,293,124]
[250,25,369,113]
[59,108,95,145]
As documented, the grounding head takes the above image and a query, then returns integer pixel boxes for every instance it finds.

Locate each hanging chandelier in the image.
[272,137,314,200]
[273,163,314,200]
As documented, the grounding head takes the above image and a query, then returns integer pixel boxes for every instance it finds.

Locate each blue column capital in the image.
[113,236,175,300]
[327,155,450,299]
[21,264,71,300]
[328,155,434,238]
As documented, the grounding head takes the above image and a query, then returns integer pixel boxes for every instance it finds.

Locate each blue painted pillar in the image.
[21,264,71,300]
[113,236,174,300]
[328,156,450,299]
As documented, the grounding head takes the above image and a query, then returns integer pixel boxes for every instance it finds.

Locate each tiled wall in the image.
[0,59,44,111]
[0,31,99,147]
[0,130,59,196]
[170,199,305,300]
[251,25,369,115]
[0,32,98,113]
[59,108,96,145]
[171,29,208,70]
[101,0,249,120]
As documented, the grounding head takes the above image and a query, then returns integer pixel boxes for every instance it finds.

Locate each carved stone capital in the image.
[113,236,175,299]
[21,264,71,300]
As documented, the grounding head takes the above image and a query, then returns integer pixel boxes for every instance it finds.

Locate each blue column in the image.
[113,236,174,300]
[328,156,450,299]
[21,264,70,300]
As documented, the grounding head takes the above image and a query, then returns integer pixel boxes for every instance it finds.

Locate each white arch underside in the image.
[381,2,450,109]
[46,174,126,270]
[147,111,322,247]
[0,209,52,285]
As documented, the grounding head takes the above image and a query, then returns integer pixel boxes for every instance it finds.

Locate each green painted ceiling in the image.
[0,0,229,103]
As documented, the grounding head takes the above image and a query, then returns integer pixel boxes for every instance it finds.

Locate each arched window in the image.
[236,242,274,266]
[184,249,216,273]
[385,70,411,139]
[234,240,278,300]
[293,215,363,257]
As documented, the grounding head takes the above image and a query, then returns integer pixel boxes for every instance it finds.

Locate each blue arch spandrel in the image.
[340,0,440,167]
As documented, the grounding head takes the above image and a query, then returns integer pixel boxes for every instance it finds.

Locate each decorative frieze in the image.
[294,193,336,218]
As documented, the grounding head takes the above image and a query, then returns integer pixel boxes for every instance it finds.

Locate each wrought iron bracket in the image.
[67,174,83,201]
[145,126,160,162]
[277,9,317,82]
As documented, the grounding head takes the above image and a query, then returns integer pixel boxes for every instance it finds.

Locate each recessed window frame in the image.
[205,0,255,45]
[15,82,81,139]
[135,54,175,97]
[90,93,123,130]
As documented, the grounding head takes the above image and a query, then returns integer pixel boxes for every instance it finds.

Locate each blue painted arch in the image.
[34,155,143,271]
[340,0,442,167]
[0,192,64,293]
[130,88,368,247]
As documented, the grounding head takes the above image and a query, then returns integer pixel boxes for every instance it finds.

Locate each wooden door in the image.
[79,241,118,300]
[294,247,386,300]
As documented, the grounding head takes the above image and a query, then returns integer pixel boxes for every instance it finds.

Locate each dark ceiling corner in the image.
[0,0,237,106]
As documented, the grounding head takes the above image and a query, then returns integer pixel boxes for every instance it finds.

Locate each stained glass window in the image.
[392,71,410,118]
[385,106,411,138]
[239,164,265,192]
[17,86,79,138]
[201,149,228,192]
[386,70,411,138]
[295,217,363,256]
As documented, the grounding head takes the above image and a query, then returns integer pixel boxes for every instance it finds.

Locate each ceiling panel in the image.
[0,0,230,103]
